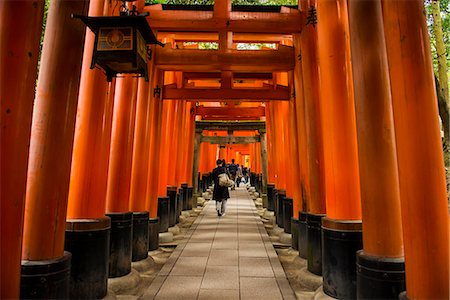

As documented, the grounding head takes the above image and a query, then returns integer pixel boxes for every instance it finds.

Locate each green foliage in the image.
[425,0,450,75]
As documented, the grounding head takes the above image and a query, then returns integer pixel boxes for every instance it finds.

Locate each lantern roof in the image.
[73,13,164,47]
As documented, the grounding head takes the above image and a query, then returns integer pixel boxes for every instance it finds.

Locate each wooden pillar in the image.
[158,99,176,195]
[22,0,87,261]
[316,0,361,219]
[105,75,138,213]
[67,0,111,219]
[300,0,326,215]
[382,1,450,298]
[129,78,152,212]
[316,0,362,291]
[293,34,310,212]
[146,69,163,217]
[347,1,405,298]
[288,98,302,216]
[184,102,196,185]
[192,130,203,193]
[174,100,187,186]
[259,130,269,193]
[0,1,44,298]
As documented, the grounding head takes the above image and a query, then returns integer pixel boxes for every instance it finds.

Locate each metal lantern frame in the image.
[74,13,164,81]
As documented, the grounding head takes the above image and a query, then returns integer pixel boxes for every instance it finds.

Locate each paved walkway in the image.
[143,188,296,300]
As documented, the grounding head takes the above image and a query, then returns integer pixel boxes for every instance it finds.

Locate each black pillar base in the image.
[357,250,406,299]
[106,212,133,278]
[187,187,194,210]
[132,211,149,262]
[298,211,308,259]
[283,197,293,234]
[307,213,325,275]
[65,218,110,299]
[166,186,177,227]
[157,196,169,233]
[148,217,160,251]
[20,251,71,299]
[276,189,286,228]
[267,183,275,211]
[322,218,363,299]
[291,217,299,250]
[181,183,188,211]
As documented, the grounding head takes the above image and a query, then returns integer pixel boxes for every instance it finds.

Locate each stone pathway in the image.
[141,187,296,300]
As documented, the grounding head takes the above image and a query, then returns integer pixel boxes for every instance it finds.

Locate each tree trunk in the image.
[431,0,449,108]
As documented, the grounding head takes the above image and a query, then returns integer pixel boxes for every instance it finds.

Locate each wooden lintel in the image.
[182,72,273,80]
[196,106,265,118]
[196,120,265,131]
[201,136,260,144]
[163,86,289,100]
[155,45,294,72]
[145,8,302,33]
[157,32,293,43]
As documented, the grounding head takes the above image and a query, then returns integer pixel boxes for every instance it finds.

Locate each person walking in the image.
[212,159,230,216]
[227,159,238,190]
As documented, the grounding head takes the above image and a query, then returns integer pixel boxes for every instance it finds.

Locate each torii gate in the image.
[192,121,268,194]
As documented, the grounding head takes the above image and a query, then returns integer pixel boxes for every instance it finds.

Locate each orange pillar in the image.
[317,0,361,220]
[300,0,326,217]
[288,99,302,217]
[348,1,405,298]
[22,0,87,261]
[293,34,310,213]
[158,99,176,195]
[382,1,449,298]
[174,100,187,186]
[129,78,152,212]
[146,69,163,217]
[67,0,111,219]
[105,75,138,213]
[184,102,196,185]
[0,1,44,297]
[316,0,363,289]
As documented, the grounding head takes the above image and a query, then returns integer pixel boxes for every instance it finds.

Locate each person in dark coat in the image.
[212,159,230,216]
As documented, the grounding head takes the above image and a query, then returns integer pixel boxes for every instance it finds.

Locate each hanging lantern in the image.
[73,2,163,81]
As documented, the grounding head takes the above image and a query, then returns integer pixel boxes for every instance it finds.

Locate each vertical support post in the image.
[64,0,112,298]
[105,74,138,278]
[146,68,163,218]
[316,0,362,293]
[382,1,449,298]
[22,0,87,261]
[192,129,203,193]
[67,0,110,219]
[20,0,87,298]
[299,0,326,217]
[259,130,268,194]
[0,1,44,298]
[347,1,406,298]
[129,78,152,213]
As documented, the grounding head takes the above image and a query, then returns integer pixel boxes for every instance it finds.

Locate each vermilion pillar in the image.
[64,0,114,297]
[20,0,87,298]
[316,0,362,294]
[293,34,310,259]
[22,0,87,260]
[293,34,310,214]
[67,0,110,219]
[146,69,163,217]
[129,78,152,212]
[299,0,325,216]
[382,1,450,298]
[106,75,138,213]
[0,1,44,298]
[105,75,138,277]
[348,1,405,298]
